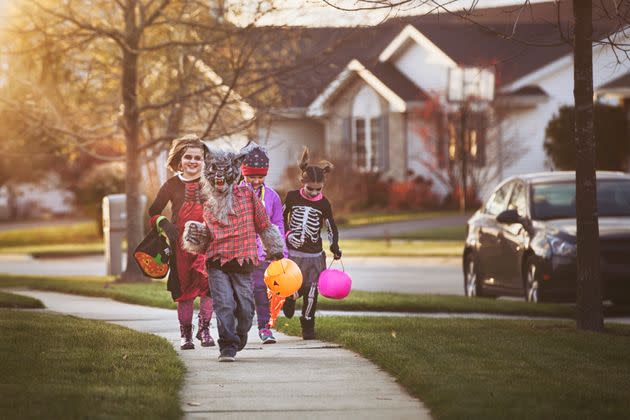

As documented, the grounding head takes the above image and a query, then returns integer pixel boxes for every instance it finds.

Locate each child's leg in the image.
[199,294,213,321]
[177,299,194,325]
[196,294,215,347]
[208,267,240,356]
[251,262,271,329]
[230,271,255,350]
[299,253,327,339]
[177,299,195,349]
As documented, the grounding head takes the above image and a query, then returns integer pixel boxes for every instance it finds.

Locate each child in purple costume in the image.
[240,144,287,344]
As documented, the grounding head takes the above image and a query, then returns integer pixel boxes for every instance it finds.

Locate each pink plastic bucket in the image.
[318,268,352,300]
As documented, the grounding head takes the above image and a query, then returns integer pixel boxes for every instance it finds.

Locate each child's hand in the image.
[182,221,211,254]
[269,252,284,261]
[158,218,179,247]
[330,244,342,260]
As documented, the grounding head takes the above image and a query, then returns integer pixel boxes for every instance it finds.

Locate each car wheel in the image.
[464,254,480,298]
[524,257,540,303]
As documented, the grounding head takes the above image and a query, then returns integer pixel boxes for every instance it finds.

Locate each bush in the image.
[387,175,439,211]
[74,162,126,233]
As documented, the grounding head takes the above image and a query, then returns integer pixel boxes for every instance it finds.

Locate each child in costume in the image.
[148,135,214,350]
[182,144,284,362]
[282,148,342,339]
[240,144,287,344]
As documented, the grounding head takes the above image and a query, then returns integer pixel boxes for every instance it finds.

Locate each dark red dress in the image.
[149,175,209,302]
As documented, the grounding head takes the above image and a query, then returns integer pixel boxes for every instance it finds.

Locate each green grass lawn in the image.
[278,316,630,420]
[0,222,100,248]
[0,242,105,257]
[0,290,44,308]
[5,273,630,318]
[0,310,184,419]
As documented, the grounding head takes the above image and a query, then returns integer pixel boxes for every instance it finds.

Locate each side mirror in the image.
[496,209,521,225]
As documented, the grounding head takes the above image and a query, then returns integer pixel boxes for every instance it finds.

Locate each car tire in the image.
[464,253,482,298]
[524,256,541,303]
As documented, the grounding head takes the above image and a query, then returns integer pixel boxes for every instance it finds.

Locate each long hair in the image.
[166,134,206,172]
[298,147,333,183]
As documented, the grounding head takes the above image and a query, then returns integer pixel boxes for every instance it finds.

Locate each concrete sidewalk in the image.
[10,289,431,420]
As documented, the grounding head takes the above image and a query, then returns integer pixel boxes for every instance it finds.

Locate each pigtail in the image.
[298,147,310,172]
[319,160,334,174]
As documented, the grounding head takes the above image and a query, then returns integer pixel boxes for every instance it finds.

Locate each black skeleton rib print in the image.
[283,190,339,254]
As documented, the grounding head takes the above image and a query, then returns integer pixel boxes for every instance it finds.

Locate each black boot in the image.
[300,318,315,340]
[180,324,195,350]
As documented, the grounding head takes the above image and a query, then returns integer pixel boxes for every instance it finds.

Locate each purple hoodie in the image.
[241,182,288,261]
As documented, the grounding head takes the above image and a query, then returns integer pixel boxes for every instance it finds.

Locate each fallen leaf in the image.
[187,402,201,407]
[391,331,397,338]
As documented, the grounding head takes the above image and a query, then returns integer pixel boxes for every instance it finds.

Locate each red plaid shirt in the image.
[203,185,271,265]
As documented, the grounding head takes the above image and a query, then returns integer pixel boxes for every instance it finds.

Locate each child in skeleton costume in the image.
[282,148,342,340]
[182,144,284,362]
[239,145,288,344]
[148,135,214,350]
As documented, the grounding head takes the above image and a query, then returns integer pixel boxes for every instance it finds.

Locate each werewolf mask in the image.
[202,146,248,193]
[199,144,254,224]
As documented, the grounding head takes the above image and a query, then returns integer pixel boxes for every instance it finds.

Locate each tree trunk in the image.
[119,0,148,282]
[573,0,603,331]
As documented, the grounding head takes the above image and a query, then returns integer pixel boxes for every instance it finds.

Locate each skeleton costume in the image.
[283,188,340,331]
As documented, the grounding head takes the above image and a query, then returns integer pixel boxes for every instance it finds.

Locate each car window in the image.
[507,182,527,216]
[532,180,630,220]
[485,182,513,216]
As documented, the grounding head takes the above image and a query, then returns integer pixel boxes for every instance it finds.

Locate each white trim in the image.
[378,24,457,67]
[307,59,407,117]
[501,26,630,93]
[500,55,573,93]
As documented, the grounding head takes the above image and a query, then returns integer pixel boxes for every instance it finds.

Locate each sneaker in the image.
[218,353,236,362]
[237,333,248,351]
[282,298,296,319]
[258,328,277,344]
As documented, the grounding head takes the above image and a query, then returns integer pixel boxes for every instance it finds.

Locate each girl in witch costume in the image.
[282,148,342,340]
[148,135,214,350]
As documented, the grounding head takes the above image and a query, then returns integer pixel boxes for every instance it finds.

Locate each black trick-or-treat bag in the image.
[133,229,172,279]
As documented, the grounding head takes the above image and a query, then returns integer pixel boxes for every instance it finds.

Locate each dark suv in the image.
[463,171,630,303]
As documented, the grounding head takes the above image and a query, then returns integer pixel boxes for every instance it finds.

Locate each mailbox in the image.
[102,194,146,275]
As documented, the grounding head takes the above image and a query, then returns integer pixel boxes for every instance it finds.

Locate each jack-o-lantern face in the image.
[134,251,169,278]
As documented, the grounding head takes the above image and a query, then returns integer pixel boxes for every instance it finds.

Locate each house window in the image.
[352,86,382,172]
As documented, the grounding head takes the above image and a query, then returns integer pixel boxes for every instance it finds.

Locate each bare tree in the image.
[1,0,304,281]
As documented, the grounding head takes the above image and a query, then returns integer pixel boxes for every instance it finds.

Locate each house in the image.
[252,1,630,199]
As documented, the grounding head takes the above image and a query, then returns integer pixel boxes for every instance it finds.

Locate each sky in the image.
[245,0,553,26]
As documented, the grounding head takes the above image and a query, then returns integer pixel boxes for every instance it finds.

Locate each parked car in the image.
[463,171,630,304]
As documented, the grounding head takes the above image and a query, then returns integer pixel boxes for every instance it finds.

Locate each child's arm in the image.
[148,181,178,246]
[253,190,284,260]
[325,201,342,259]
[148,182,171,216]
[269,190,288,257]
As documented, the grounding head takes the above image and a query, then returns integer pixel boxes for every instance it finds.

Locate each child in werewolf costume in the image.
[182,144,284,362]
[148,135,214,350]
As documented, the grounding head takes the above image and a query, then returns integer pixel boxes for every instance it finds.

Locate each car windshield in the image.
[532,180,630,220]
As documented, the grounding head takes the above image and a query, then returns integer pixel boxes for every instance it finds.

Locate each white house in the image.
[252,1,630,200]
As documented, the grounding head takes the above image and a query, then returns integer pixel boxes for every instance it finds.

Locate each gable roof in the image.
[307,59,426,116]
[253,1,629,109]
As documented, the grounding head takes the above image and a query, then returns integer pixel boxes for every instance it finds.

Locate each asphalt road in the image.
[0,254,464,295]
[339,214,470,239]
